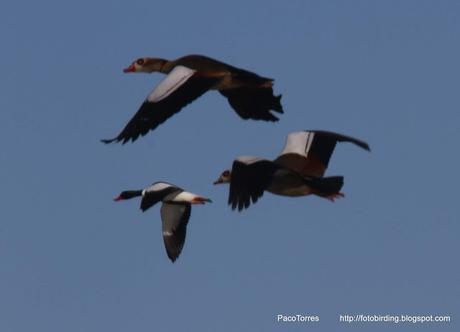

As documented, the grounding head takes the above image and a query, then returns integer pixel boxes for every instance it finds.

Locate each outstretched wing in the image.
[219,87,283,122]
[228,157,280,211]
[102,66,221,144]
[274,130,370,177]
[140,182,182,212]
[161,202,191,262]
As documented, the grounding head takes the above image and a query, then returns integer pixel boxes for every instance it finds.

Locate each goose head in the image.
[113,190,143,201]
[213,170,231,185]
[123,57,168,73]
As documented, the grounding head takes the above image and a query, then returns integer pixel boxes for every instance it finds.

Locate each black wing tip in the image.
[257,112,281,122]
[238,203,250,211]
[100,136,137,145]
[168,254,179,263]
[362,143,371,152]
[238,112,280,122]
[228,200,249,212]
[347,138,371,152]
[166,246,182,262]
[304,130,371,152]
[274,94,284,114]
[101,138,117,144]
[229,200,238,211]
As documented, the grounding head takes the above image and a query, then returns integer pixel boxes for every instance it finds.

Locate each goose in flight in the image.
[102,54,283,144]
[214,130,370,211]
[113,182,212,262]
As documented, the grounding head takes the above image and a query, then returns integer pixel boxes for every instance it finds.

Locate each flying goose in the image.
[114,182,212,262]
[214,130,370,211]
[102,54,283,144]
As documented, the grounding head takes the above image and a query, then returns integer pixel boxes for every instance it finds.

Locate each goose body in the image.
[114,182,212,262]
[102,54,283,144]
[267,168,315,196]
[214,130,370,211]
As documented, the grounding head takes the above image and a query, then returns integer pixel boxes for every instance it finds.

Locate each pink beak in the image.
[123,64,136,73]
[191,197,213,204]
[113,196,123,201]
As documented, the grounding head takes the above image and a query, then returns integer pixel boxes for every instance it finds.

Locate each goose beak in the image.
[213,178,222,185]
[113,195,123,201]
[123,64,136,73]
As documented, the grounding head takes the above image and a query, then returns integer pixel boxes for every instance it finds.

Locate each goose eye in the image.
[136,58,144,65]
[223,170,230,176]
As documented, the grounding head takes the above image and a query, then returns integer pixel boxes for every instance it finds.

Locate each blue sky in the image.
[1,0,459,331]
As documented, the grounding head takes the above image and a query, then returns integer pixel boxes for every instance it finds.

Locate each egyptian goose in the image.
[214,130,370,211]
[102,54,283,144]
[113,182,212,262]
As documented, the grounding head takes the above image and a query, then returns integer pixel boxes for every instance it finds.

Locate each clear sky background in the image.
[1,0,459,331]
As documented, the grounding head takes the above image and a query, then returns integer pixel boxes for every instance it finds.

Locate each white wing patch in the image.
[279,131,315,157]
[147,66,196,103]
[236,156,266,165]
[171,191,198,203]
[144,182,175,194]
